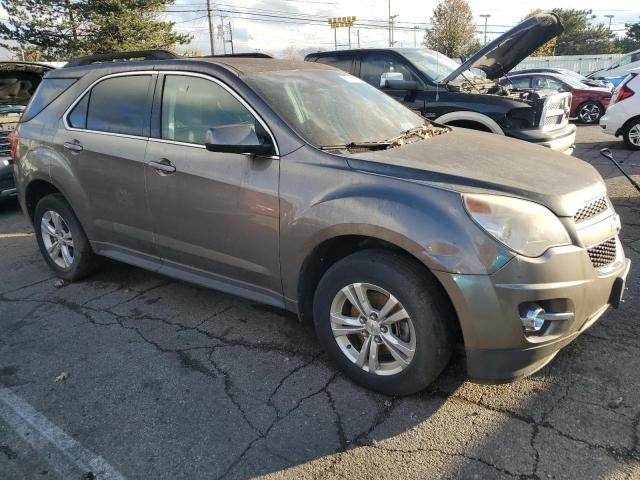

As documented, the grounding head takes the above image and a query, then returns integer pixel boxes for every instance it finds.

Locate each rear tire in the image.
[34,194,96,281]
[313,249,455,395]
[576,101,603,124]
[622,119,640,150]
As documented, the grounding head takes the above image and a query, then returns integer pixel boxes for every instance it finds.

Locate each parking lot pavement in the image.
[1,125,640,480]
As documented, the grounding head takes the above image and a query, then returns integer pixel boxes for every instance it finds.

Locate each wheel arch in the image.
[618,114,640,136]
[435,111,505,135]
[296,234,462,341]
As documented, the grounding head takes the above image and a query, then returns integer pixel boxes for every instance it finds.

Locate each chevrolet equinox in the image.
[11,51,630,395]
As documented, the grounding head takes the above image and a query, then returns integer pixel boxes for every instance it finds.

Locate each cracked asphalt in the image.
[1,125,640,479]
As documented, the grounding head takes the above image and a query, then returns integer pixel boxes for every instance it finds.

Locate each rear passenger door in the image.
[357,53,425,112]
[144,73,281,297]
[56,73,157,260]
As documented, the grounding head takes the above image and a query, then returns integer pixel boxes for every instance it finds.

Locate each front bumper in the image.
[434,236,629,382]
[504,123,576,155]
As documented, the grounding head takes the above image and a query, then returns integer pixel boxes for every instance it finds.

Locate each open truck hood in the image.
[0,62,53,106]
[441,14,563,83]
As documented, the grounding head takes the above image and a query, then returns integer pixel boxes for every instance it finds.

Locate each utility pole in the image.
[348,27,351,48]
[228,22,234,54]
[480,14,491,45]
[357,30,360,48]
[388,0,391,46]
[605,14,614,30]
[390,15,398,46]
[413,26,418,48]
[219,16,226,54]
[207,0,216,55]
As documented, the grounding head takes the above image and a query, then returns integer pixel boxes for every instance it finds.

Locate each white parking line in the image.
[0,387,126,480]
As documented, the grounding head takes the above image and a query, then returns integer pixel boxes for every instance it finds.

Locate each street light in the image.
[604,14,614,30]
[480,14,491,45]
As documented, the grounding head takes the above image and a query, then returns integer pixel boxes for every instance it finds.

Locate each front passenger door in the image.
[145,73,281,298]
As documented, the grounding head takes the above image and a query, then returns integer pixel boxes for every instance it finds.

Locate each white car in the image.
[600,67,640,150]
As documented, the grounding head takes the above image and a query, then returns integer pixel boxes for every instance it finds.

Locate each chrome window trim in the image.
[62,70,280,156]
[62,71,154,140]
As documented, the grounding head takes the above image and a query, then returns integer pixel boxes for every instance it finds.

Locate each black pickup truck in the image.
[306,14,576,154]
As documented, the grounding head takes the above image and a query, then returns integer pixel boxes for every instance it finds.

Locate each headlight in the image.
[463,194,571,257]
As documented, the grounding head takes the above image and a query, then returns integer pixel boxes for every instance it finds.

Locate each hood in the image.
[0,62,52,106]
[346,128,604,217]
[442,14,563,83]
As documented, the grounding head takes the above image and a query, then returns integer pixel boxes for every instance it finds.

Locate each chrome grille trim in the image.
[587,238,617,269]
[574,196,609,223]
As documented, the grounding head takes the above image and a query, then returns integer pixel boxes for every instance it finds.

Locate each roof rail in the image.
[64,50,179,68]
[196,53,273,59]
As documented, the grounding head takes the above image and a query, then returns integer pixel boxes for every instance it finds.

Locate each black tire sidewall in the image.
[313,250,454,396]
[34,194,94,281]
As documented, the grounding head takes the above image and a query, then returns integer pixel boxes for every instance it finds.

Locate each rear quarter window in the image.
[21,78,77,122]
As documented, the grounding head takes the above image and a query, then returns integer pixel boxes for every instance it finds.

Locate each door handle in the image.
[149,159,176,174]
[63,140,83,152]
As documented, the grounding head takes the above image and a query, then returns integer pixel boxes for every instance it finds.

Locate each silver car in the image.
[11,52,630,395]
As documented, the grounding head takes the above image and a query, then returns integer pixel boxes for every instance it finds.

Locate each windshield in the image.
[401,49,462,82]
[556,74,588,89]
[244,70,424,148]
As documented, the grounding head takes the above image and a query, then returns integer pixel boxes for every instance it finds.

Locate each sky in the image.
[164,0,640,56]
[0,1,639,59]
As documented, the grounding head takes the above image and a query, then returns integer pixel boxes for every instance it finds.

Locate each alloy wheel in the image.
[578,103,601,123]
[41,210,75,269]
[629,124,640,147]
[330,283,416,376]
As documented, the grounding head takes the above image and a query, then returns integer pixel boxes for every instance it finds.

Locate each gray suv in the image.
[11,52,630,395]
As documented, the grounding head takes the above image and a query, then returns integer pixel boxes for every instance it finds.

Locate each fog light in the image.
[521,306,546,333]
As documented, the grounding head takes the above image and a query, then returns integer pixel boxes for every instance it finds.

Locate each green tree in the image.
[614,22,640,53]
[423,0,477,59]
[0,0,191,61]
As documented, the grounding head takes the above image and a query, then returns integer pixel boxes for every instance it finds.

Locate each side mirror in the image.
[380,71,403,88]
[205,124,274,156]
[385,79,419,91]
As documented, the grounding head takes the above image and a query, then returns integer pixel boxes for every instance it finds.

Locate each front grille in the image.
[543,114,564,127]
[574,196,609,223]
[588,238,617,269]
[0,129,11,157]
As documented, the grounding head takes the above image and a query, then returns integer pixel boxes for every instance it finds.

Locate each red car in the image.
[499,72,612,124]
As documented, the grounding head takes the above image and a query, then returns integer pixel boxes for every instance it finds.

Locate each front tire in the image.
[313,250,455,395]
[577,101,603,124]
[622,119,640,150]
[34,194,96,281]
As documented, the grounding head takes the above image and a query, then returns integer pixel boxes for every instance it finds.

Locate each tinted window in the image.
[68,93,89,129]
[161,75,256,145]
[532,76,563,91]
[22,78,76,122]
[85,75,151,136]
[314,56,353,73]
[508,76,532,89]
[360,54,416,88]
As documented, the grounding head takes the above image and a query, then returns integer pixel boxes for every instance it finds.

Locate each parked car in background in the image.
[600,69,640,150]
[0,62,53,199]
[11,50,629,395]
[512,67,613,90]
[499,72,612,124]
[306,14,576,154]
[590,49,640,80]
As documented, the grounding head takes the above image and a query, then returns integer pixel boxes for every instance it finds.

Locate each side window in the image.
[532,76,562,91]
[314,56,353,73]
[68,92,89,129]
[509,76,531,89]
[360,54,416,88]
[161,75,256,145]
[78,75,151,136]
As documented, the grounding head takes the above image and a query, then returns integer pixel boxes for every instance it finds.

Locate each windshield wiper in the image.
[319,141,392,151]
